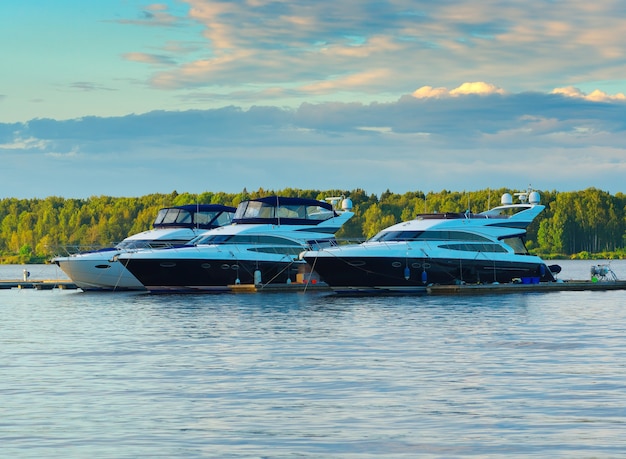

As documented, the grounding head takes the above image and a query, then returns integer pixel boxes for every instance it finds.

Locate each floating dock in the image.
[2,279,626,295]
[0,280,78,290]
[427,280,626,295]
[229,282,331,293]
[193,280,626,295]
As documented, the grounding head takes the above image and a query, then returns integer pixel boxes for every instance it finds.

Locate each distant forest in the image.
[1,187,625,263]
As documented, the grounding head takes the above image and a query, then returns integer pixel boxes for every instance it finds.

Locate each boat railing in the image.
[332,238,366,246]
[48,244,118,257]
[49,240,188,257]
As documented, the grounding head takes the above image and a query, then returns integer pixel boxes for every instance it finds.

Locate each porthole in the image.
[159,262,176,268]
[348,261,366,267]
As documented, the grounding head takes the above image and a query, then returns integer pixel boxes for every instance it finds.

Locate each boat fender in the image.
[254,270,262,286]
[539,264,546,277]
[421,270,428,284]
[404,266,410,280]
[549,264,562,274]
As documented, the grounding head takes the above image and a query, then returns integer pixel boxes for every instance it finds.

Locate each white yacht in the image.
[117,196,354,292]
[300,189,560,294]
[52,204,236,290]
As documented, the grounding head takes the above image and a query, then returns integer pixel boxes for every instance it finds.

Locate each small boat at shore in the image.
[117,196,354,292]
[52,204,236,290]
[301,188,561,294]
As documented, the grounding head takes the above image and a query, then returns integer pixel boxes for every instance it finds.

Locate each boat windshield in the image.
[154,208,233,228]
[154,207,192,225]
[501,236,529,254]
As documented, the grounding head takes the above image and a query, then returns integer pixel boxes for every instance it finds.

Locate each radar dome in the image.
[501,193,513,205]
[529,191,540,205]
[342,198,353,211]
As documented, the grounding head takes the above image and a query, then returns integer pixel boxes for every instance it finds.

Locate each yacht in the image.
[52,204,236,291]
[300,189,560,293]
[117,196,354,292]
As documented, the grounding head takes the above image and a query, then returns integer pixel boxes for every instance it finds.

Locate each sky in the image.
[1,0,625,199]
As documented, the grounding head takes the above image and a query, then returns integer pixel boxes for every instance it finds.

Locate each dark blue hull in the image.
[305,256,556,288]
[121,258,302,292]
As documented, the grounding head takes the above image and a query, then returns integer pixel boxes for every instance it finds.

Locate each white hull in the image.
[54,250,144,290]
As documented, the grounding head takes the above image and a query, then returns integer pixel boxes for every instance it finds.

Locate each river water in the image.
[2,261,626,458]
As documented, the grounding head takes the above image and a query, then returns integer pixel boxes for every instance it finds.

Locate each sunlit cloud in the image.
[412,82,505,99]
[450,82,506,96]
[552,86,626,102]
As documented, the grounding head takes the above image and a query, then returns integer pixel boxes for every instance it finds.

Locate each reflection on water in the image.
[2,262,626,458]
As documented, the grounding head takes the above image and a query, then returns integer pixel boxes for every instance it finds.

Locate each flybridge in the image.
[231,196,353,225]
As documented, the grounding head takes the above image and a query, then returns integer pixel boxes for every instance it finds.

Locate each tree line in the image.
[1,187,625,263]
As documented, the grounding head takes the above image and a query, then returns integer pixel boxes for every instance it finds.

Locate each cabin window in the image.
[229,235,302,246]
[439,243,508,253]
[195,234,232,245]
[370,230,491,242]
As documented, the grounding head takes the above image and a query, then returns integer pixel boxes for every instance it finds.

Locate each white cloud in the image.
[0,135,48,150]
[450,82,506,96]
[411,86,449,99]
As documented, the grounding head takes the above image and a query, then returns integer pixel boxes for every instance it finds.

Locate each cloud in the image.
[299,69,394,95]
[123,52,177,66]
[1,84,625,198]
[115,0,626,100]
[412,82,506,99]
[44,147,80,158]
[0,134,49,151]
[69,82,117,92]
[552,86,626,102]
[115,3,184,27]
[450,82,506,96]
